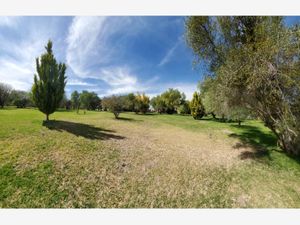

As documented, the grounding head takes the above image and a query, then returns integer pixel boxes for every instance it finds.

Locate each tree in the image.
[161,88,182,114]
[199,77,248,122]
[79,90,100,111]
[150,89,186,114]
[9,90,31,108]
[135,93,150,114]
[102,95,123,119]
[71,90,80,113]
[87,92,100,110]
[190,91,205,119]
[123,93,137,112]
[150,95,166,113]
[0,83,12,108]
[59,94,72,110]
[32,40,66,121]
[177,100,191,115]
[59,94,68,109]
[198,77,220,119]
[65,100,72,110]
[186,16,300,155]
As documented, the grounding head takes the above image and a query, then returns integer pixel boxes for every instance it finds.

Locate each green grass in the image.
[0,108,299,208]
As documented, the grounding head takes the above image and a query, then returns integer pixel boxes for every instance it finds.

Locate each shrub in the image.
[135,93,150,114]
[102,95,123,119]
[190,92,205,119]
[177,101,191,115]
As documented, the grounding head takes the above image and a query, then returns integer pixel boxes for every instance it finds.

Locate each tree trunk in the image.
[46,114,49,121]
[263,118,300,155]
[238,120,241,126]
[277,131,300,156]
[221,114,225,122]
[114,112,119,119]
[211,112,216,119]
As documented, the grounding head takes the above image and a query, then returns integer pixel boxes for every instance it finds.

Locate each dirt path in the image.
[105,120,250,169]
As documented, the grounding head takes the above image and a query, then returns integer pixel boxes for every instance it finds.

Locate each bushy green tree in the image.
[161,88,182,114]
[135,93,150,114]
[32,40,66,121]
[199,77,250,123]
[79,90,100,111]
[190,91,205,119]
[9,90,32,108]
[102,95,123,119]
[186,16,300,155]
[177,100,191,115]
[0,83,12,108]
[123,93,137,111]
[151,89,186,114]
[150,95,166,113]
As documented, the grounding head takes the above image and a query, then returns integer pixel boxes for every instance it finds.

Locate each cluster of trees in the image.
[186,16,300,155]
[151,88,190,114]
[102,93,150,118]
[71,90,101,113]
[0,83,34,108]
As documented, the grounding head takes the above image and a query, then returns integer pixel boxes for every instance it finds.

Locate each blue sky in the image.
[0,16,299,99]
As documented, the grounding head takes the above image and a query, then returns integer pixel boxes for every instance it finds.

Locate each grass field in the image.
[0,108,300,208]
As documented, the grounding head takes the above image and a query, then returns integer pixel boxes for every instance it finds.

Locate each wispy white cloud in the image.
[0,17,64,91]
[67,79,97,86]
[66,16,108,77]
[66,16,141,78]
[158,37,182,66]
[65,16,161,96]
[0,38,50,91]
[98,66,160,96]
[100,66,137,87]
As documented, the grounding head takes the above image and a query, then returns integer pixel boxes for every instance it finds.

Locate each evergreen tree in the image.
[135,93,150,114]
[190,91,205,119]
[32,40,67,121]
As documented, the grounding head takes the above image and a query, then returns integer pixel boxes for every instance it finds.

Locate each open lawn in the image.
[0,108,299,208]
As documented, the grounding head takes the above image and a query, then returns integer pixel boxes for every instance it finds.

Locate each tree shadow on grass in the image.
[228,124,277,162]
[43,120,125,140]
[117,117,143,122]
[136,113,158,116]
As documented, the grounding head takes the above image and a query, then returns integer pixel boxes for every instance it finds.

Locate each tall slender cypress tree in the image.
[32,40,67,121]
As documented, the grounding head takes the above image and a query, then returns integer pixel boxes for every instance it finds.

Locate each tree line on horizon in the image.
[0,79,205,119]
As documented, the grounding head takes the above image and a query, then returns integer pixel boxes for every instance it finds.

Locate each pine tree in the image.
[190,91,205,119]
[32,40,67,121]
